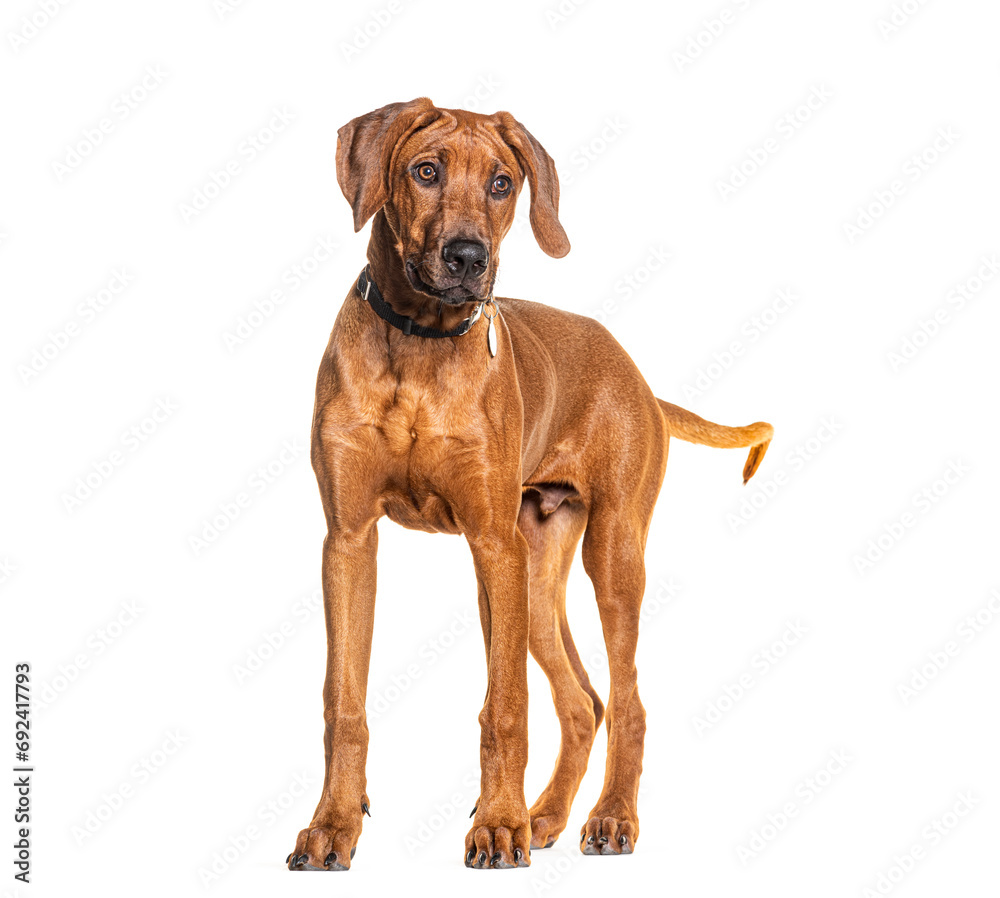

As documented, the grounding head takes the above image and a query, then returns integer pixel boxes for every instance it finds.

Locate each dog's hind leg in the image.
[519,491,602,850]
[577,508,651,856]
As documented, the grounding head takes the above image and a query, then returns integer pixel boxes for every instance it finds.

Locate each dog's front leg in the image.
[289,522,378,871]
[464,530,532,869]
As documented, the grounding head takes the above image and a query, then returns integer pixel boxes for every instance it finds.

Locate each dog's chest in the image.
[374,378,485,535]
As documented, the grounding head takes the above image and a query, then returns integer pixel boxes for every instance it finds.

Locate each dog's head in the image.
[336,98,570,304]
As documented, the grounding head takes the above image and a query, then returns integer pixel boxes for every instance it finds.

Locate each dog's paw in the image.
[287,825,358,871]
[464,817,531,869]
[579,814,637,856]
[529,809,568,849]
[287,800,368,871]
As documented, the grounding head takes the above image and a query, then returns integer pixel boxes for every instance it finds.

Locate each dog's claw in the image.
[619,835,627,846]
[285,853,292,864]
[514,848,523,863]
[466,849,475,865]
[361,802,371,817]
[478,851,487,865]
[469,804,477,818]
[324,852,336,867]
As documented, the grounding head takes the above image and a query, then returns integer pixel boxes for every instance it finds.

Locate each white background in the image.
[2,0,999,896]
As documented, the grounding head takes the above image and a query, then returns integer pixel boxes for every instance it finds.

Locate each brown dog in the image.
[287,98,773,871]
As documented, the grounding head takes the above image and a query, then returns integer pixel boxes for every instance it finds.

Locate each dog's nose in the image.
[442,240,488,280]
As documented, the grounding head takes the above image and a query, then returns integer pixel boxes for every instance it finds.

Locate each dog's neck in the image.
[365,210,483,334]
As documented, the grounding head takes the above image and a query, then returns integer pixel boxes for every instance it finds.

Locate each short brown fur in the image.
[287,98,773,871]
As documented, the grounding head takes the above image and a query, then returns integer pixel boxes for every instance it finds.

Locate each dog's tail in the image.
[657,399,773,485]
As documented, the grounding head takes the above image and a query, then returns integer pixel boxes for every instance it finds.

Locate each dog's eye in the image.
[415,163,438,183]
[491,175,511,196]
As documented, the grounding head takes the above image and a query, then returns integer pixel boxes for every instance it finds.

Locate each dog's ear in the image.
[336,98,440,231]
[494,112,570,258]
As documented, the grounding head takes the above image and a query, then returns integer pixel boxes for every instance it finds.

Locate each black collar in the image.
[356,266,484,338]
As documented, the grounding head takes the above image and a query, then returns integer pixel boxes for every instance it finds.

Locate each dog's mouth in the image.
[405,261,480,305]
